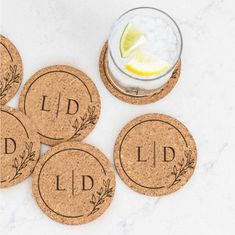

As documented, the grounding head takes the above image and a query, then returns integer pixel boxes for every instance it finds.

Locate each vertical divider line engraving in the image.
[56,92,61,118]
[153,141,156,168]
[56,176,60,190]
[137,146,140,161]
[72,170,75,196]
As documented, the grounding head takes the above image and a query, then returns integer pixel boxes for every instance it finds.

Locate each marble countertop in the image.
[1,0,235,234]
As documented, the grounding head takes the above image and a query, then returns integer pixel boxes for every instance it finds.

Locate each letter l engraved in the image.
[137,146,147,162]
[41,95,50,111]
[56,175,65,191]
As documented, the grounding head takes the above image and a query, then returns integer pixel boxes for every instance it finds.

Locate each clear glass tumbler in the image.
[106,7,183,97]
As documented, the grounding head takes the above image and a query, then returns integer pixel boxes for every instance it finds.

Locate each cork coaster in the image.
[114,113,197,196]
[0,35,23,105]
[99,42,181,105]
[0,106,40,188]
[19,65,100,146]
[32,142,115,225]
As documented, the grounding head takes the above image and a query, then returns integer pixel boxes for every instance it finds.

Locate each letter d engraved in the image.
[66,99,79,115]
[4,138,16,154]
[163,146,175,162]
[55,175,65,191]
[41,95,50,112]
[82,175,94,191]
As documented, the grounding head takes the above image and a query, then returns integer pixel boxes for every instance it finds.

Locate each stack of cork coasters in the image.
[0,35,39,188]
[1,34,197,226]
[18,65,115,225]
[0,35,115,225]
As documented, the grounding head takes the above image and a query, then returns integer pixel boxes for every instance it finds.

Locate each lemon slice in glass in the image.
[125,52,171,77]
[120,23,145,58]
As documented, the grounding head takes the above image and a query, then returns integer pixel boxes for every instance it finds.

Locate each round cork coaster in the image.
[0,106,40,188]
[114,113,197,196]
[0,35,23,105]
[32,142,115,225]
[99,42,181,105]
[19,65,100,146]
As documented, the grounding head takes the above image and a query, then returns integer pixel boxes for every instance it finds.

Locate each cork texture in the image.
[114,113,197,196]
[32,142,115,225]
[99,42,181,105]
[0,106,40,188]
[0,35,23,105]
[19,65,100,146]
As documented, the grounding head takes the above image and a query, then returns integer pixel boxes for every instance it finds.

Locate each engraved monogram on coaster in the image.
[0,35,23,105]
[32,142,115,225]
[114,113,197,196]
[99,42,181,105]
[19,65,100,146]
[0,106,40,188]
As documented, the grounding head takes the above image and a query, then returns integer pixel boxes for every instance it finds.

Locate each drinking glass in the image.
[106,7,183,97]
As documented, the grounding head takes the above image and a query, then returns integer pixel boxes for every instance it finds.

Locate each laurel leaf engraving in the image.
[70,106,97,140]
[88,179,114,216]
[169,150,195,188]
[10,142,36,182]
[0,65,20,100]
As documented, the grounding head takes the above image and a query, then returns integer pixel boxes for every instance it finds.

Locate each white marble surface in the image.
[1,0,235,234]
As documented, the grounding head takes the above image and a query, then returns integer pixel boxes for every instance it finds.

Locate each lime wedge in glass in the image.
[120,23,145,58]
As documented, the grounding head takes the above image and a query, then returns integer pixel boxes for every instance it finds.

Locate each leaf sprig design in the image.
[88,179,114,216]
[0,65,20,100]
[10,142,36,182]
[169,150,195,188]
[70,106,97,140]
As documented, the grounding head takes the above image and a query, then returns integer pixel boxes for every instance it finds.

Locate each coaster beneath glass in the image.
[99,42,181,105]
